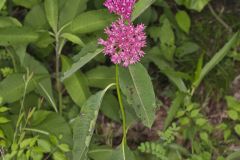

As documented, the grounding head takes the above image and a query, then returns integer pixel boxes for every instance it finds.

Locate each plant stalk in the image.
[115,65,127,145]
[55,32,62,115]
[208,4,232,33]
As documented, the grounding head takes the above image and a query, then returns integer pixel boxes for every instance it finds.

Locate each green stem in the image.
[115,65,127,145]
[13,70,33,143]
[55,33,62,115]
[208,4,232,33]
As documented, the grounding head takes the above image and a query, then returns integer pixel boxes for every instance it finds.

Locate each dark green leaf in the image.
[175,0,210,12]
[175,10,191,33]
[132,0,156,21]
[86,66,115,89]
[61,33,85,46]
[235,124,240,136]
[227,151,240,160]
[0,117,9,124]
[61,48,102,81]
[44,0,58,32]
[59,0,88,26]
[13,0,41,8]
[227,110,239,120]
[164,92,185,130]
[149,54,187,92]
[72,84,114,160]
[119,63,157,128]
[0,17,21,28]
[32,111,72,146]
[0,0,6,11]
[101,93,120,122]
[24,4,48,29]
[61,55,91,107]
[70,9,116,34]
[0,27,39,45]
[193,32,239,88]
[0,74,36,103]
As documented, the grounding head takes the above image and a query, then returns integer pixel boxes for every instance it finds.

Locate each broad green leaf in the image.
[72,84,114,160]
[193,54,204,85]
[164,92,185,130]
[160,18,175,45]
[0,27,39,45]
[86,66,115,89]
[58,144,70,152]
[31,111,51,126]
[0,0,5,11]
[61,55,91,107]
[13,0,40,8]
[134,6,154,25]
[13,46,56,112]
[193,32,239,88]
[119,63,157,128]
[70,9,116,34]
[159,17,176,61]
[24,4,48,29]
[175,10,191,33]
[132,0,156,21]
[72,41,98,61]
[37,139,51,152]
[227,110,239,120]
[168,144,190,156]
[226,96,240,112]
[176,42,199,57]
[109,144,135,160]
[0,74,36,104]
[147,26,161,42]
[61,48,103,81]
[0,117,9,124]
[227,151,240,160]
[0,107,9,112]
[25,54,56,111]
[44,0,58,32]
[0,17,22,28]
[235,124,240,136]
[53,152,67,160]
[61,33,85,47]
[88,147,114,160]
[149,55,187,92]
[20,137,38,149]
[59,0,88,26]
[175,0,210,12]
[89,145,135,160]
[12,45,27,67]
[101,93,120,122]
[0,129,4,138]
[32,111,72,146]
[34,31,54,48]
[195,118,207,126]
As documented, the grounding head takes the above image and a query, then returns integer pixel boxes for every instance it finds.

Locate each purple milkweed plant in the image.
[99,0,147,67]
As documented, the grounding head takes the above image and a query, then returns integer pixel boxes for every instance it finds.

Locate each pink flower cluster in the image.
[103,0,136,20]
[99,0,147,67]
[99,19,146,67]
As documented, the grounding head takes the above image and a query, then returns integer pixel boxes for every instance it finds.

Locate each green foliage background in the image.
[0,0,239,160]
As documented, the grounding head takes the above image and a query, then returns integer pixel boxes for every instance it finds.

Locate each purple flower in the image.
[103,0,136,20]
[98,19,146,67]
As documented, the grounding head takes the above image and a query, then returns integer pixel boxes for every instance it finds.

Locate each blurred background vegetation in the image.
[0,0,240,160]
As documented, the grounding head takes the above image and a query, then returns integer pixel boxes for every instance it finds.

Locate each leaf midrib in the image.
[129,67,150,126]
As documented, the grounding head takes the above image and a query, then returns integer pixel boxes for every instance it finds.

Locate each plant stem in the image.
[115,65,127,145]
[13,70,33,143]
[55,32,62,115]
[208,4,232,33]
